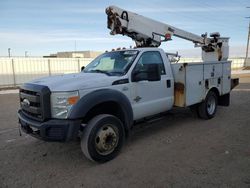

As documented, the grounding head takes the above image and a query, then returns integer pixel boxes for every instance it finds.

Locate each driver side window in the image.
[134,51,166,75]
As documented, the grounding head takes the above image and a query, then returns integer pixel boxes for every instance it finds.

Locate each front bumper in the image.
[18,110,81,141]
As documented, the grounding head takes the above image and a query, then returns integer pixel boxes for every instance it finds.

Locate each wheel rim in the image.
[207,95,216,115]
[95,124,119,155]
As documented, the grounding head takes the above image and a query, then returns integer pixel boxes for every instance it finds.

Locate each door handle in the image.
[166,80,171,88]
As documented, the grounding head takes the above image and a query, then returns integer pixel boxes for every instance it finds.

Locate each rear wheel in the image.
[197,91,218,119]
[81,114,125,163]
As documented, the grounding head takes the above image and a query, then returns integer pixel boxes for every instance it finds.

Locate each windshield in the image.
[83,50,138,76]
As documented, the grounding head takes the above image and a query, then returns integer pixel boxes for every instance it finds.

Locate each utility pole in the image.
[245,7,250,67]
[25,51,28,57]
[8,48,11,58]
[245,20,250,65]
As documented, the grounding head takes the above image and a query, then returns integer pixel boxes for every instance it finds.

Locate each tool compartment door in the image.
[185,64,204,106]
[222,62,231,94]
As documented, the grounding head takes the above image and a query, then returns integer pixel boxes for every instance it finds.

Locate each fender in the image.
[206,87,229,106]
[205,86,220,99]
[68,89,133,129]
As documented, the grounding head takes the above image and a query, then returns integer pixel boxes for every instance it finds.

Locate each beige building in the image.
[46,51,103,58]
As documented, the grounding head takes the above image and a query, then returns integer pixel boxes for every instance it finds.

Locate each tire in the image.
[197,91,218,120]
[81,114,125,163]
[189,104,199,117]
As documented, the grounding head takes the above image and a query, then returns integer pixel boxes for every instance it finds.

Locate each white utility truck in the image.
[18,6,238,162]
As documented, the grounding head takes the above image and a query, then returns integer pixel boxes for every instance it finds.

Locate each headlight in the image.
[51,91,79,119]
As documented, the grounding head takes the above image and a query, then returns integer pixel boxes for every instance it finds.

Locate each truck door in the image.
[130,51,174,120]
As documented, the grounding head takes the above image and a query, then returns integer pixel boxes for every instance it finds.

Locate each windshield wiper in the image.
[108,71,125,75]
[89,69,111,76]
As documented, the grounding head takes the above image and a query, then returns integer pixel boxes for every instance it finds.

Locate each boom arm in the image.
[106,6,229,61]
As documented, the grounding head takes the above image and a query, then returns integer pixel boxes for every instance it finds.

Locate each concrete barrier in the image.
[0,57,245,88]
[0,58,93,87]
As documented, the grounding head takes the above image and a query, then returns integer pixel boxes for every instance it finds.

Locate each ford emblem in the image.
[23,98,30,107]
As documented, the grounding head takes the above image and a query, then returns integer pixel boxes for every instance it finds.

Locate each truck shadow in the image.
[128,108,197,144]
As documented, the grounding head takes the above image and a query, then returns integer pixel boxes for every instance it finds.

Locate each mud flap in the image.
[231,78,239,90]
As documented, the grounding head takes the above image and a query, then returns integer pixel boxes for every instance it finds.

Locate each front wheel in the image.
[81,114,125,163]
[197,91,218,119]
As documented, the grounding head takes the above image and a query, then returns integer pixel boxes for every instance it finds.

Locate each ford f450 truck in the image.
[18,47,238,162]
[18,6,239,162]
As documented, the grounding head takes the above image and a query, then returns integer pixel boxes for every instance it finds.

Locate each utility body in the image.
[18,6,238,162]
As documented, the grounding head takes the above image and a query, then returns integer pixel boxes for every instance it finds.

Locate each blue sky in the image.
[0,0,249,57]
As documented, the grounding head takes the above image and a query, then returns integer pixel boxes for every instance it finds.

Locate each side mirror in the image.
[81,66,85,71]
[132,64,161,82]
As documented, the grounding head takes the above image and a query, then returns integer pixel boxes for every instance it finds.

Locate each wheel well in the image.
[82,101,128,136]
[208,87,219,98]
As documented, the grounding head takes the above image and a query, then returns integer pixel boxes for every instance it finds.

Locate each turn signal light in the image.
[68,96,80,105]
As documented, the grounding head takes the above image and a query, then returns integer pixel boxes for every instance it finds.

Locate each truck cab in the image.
[18,48,235,162]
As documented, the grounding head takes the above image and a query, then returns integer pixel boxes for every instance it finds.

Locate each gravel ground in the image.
[0,77,250,188]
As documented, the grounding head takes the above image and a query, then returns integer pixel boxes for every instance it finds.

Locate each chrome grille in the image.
[19,84,51,121]
[20,89,43,120]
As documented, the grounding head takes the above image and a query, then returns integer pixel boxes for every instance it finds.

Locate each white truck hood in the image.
[30,73,119,91]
